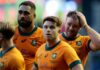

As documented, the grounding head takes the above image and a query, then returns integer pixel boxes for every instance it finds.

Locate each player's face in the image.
[65,17,80,38]
[18,5,35,28]
[43,21,59,41]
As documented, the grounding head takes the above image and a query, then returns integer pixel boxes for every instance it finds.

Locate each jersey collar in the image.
[62,32,79,41]
[18,26,37,36]
[45,40,61,51]
[0,46,15,57]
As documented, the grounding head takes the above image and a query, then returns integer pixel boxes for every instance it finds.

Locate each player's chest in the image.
[67,40,84,52]
[16,36,40,46]
[15,36,41,56]
[37,50,64,68]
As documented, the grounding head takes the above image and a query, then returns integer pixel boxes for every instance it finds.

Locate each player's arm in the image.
[72,64,84,70]
[64,45,84,70]
[77,12,100,51]
[84,25,100,51]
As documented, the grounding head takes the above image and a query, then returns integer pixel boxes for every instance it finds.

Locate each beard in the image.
[18,19,32,28]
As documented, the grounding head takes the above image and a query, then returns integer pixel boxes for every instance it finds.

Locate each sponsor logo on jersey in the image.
[52,53,57,59]
[31,40,37,46]
[76,41,82,46]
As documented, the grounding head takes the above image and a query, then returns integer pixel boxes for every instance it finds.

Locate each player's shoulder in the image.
[10,47,21,54]
[37,43,46,51]
[78,35,90,40]
[35,26,41,31]
[36,43,46,56]
[79,35,89,38]
[30,26,42,35]
[35,27,44,37]
[60,41,72,49]
[60,41,70,46]
[10,47,24,61]
[1,47,23,61]
[37,26,42,30]
[60,41,76,51]
[14,26,20,35]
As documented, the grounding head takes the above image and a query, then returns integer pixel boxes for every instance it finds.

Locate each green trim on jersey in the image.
[62,32,78,41]
[0,46,14,57]
[45,40,61,51]
[18,26,37,36]
[87,39,91,50]
[69,60,81,69]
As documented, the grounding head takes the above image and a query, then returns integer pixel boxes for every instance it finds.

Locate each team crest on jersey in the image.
[52,53,57,59]
[0,62,4,68]
[76,41,82,46]
[31,40,37,46]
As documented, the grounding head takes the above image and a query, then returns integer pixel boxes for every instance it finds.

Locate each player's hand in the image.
[77,11,88,28]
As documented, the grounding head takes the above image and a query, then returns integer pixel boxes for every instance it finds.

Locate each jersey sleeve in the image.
[83,36,91,51]
[63,45,81,69]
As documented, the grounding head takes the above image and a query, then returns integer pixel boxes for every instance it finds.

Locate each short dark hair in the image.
[67,11,81,27]
[67,11,77,17]
[0,21,15,40]
[19,1,36,11]
[43,16,62,27]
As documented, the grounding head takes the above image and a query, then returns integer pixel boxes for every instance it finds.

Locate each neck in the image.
[21,22,35,33]
[1,39,14,51]
[64,32,77,39]
[47,37,60,48]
